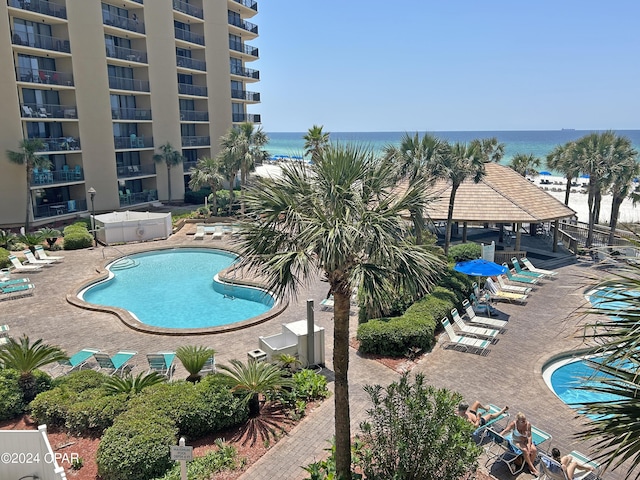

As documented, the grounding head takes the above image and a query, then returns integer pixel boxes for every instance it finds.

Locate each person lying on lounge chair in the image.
[457,401,508,428]
[547,448,596,480]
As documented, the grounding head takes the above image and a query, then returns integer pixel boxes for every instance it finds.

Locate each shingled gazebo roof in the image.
[424,163,576,223]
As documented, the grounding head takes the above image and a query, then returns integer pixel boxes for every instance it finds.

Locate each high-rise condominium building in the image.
[0,0,260,227]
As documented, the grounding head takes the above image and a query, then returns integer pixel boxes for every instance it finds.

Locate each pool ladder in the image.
[102,245,139,270]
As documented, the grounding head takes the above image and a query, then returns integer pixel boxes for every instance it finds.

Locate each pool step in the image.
[110,257,139,270]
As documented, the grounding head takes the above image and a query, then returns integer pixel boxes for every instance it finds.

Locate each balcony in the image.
[178,83,207,96]
[232,113,260,123]
[21,103,77,119]
[32,165,84,185]
[34,198,88,219]
[229,40,258,58]
[230,0,258,12]
[228,15,258,35]
[111,107,152,120]
[230,65,259,80]
[180,110,209,121]
[181,135,210,147]
[108,76,150,92]
[16,67,73,86]
[12,32,70,53]
[119,189,157,206]
[114,135,153,149]
[106,45,147,63]
[173,0,203,19]
[174,28,204,46]
[103,12,145,34]
[31,136,81,152]
[7,0,67,19]
[231,89,260,102]
[177,55,206,71]
[116,163,156,178]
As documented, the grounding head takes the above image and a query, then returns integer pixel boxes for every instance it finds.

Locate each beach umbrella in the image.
[453,259,508,277]
[539,171,552,176]
[580,174,590,179]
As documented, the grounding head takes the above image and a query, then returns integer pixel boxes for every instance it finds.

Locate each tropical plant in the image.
[6,138,49,231]
[236,143,445,479]
[274,353,302,374]
[217,140,242,215]
[303,125,330,163]
[0,335,67,401]
[17,231,46,253]
[103,371,166,396]
[153,142,185,204]
[0,229,18,250]
[38,227,62,249]
[546,142,580,205]
[509,153,541,177]
[217,359,293,417]
[189,156,225,216]
[359,373,482,480]
[604,139,639,245]
[176,345,215,382]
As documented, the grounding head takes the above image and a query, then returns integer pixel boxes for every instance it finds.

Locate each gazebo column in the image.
[515,222,522,251]
[553,219,559,252]
[462,222,468,243]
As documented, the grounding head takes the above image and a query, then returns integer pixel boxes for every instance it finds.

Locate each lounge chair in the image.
[93,351,137,376]
[450,308,500,340]
[485,278,528,303]
[538,452,600,480]
[200,354,216,374]
[462,299,508,330]
[521,257,558,277]
[0,337,8,346]
[210,225,223,240]
[22,249,55,266]
[194,225,205,240]
[34,245,64,261]
[501,263,538,284]
[53,348,101,375]
[147,351,176,379]
[0,324,9,337]
[1,282,35,299]
[469,290,497,316]
[511,257,546,279]
[473,404,510,438]
[483,425,552,475]
[8,255,42,272]
[320,296,334,311]
[496,274,532,294]
[440,318,490,354]
[0,277,30,288]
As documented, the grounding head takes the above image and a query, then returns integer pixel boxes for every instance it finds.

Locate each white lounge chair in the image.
[496,274,532,294]
[462,299,508,330]
[22,249,55,266]
[521,257,558,277]
[511,257,546,279]
[194,225,205,240]
[450,309,500,340]
[320,296,334,310]
[440,318,490,354]
[210,225,223,240]
[0,324,9,337]
[8,255,42,272]
[34,245,64,261]
[485,277,528,303]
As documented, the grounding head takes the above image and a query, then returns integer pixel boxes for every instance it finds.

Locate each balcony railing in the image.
[32,166,84,184]
[103,12,145,34]
[130,0,143,3]
[228,14,258,34]
[183,160,197,172]
[108,76,150,92]
[106,45,147,63]
[111,107,152,120]
[21,103,77,119]
[16,67,73,86]
[7,0,67,19]
[116,163,156,178]
[229,40,258,57]
[231,89,260,102]
[178,83,207,96]
[230,0,258,12]
[119,189,157,206]
[174,28,204,46]
[181,135,210,147]
[232,113,260,123]
[173,0,203,19]
[35,198,87,219]
[180,110,209,121]
[230,65,259,79]
[12,32,70,53]
[31,136,81,152]
[114,135,153,149]
[177,55,206,71]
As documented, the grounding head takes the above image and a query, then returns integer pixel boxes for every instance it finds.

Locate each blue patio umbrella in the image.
[580,174,590,179]
[453,259,508,277]
[539,171,552,176]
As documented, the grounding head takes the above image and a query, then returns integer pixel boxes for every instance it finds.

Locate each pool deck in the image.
[1,224,628,480]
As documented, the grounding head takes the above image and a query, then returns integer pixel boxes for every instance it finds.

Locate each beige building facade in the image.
[0,0,260,228]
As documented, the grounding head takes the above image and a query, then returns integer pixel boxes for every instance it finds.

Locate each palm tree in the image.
[605,141,639,245]
[176,345,215,382]
[303,125,330,163]
[217,359,292,417]
[153,142,185,204]
[38,227,62,249]
[18,231,46,253]
[6,138,49,231]
[217,146,242,216]
[0,335,67,401]
[189,156,225,216]
[236,143,445,479]
[546,142,580,205]
[509,153,541,177]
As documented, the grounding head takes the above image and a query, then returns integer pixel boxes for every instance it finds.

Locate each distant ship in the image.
[561,128,576,131]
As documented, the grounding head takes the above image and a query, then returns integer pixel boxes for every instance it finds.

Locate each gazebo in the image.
[424,163,577,252]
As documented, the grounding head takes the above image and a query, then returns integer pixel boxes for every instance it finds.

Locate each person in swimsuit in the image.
[549,448,596,480]
[501,412,538,475]
[457,401,508,428]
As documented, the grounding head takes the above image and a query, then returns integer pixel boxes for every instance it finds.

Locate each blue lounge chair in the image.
[450,308,500,340]
[483,425,552,475]
[441,318,490,355]
[501,263,538,284]
[511,257,546,279]
[472,404,510,438]
[147,351,176,379]
[54,348,101,375]
[1,282,35,299]
[0,277,30,287]
[94,351,137,376]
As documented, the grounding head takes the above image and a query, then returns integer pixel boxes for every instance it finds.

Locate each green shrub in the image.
[63,232,93,250]
[0,369,25,421]
[52,369,108,389]
[436,268,474,305]
[30,387,78,428]
[0,247,11,269]
[447,242,482,263]
[292,369,329,401]
[184,186,211,205]
[64,393,129,434]
[152,440,240,480]
[97,410,178,480]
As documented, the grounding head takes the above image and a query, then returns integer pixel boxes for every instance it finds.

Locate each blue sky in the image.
[250,1,640,132]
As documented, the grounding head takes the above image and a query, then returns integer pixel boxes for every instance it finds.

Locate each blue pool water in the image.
[587,286,640,311]
[81,249,275,329]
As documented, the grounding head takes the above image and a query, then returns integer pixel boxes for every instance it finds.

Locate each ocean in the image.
[265,130,640,166]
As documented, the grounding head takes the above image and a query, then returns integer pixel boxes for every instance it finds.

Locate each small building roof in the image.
[424,163,576,223]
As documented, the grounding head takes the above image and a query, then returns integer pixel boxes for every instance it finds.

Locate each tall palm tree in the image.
[546,142,580,205]
[6,138,49,231]
[303,125,330,163]
[0,335,67,401]
[217,144,242,216]
[189,156,225,216]
[508,153,541,177]
[237,143,445,479]
[605,140,639,245]
[153,142,185,204]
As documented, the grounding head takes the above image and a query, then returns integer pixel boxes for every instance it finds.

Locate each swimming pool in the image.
[80,248,276,329]
[586,286,640,311]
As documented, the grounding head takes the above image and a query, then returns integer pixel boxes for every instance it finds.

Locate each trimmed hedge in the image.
[0,370,25,421]
[62,221,93,250]
[436,269,474,305]
[0,247,11,269]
